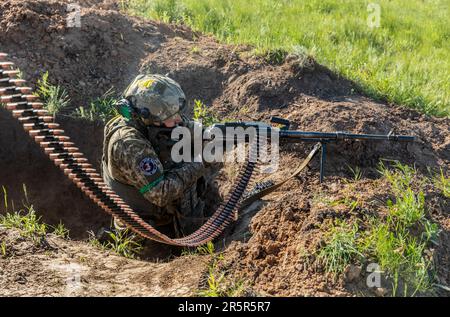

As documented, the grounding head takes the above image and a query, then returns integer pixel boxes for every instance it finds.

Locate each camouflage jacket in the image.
[102,116,206,215]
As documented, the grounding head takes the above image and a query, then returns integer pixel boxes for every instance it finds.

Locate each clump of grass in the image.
[1,241,7,258]
[35,71,70,115]
[347,165,363,182]
[367,220,436,296]
[1,185,47,239]
[263,48,288,65]
[432,168,449,198]
[331,195,361,213]
[192,241,247,297]
[87,230,103,248]
[0,208,47,238]
[317,221,363,275]
[72,89,119,122]
[199,264,246,297]
[196,241,216,255]
[51,221,70,239]
[1,185,71,243]
[193,99,218,127]
[104,229,143,259]
[87,229,142,259]
[182,240,216,256]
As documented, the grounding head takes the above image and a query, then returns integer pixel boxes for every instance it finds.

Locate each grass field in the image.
[123,0,449,117]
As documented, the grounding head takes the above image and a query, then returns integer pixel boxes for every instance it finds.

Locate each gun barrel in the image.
[279,130,415,142]
[204,122,415,143]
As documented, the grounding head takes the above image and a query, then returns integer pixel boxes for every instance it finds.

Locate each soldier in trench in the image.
[101,74,215,237]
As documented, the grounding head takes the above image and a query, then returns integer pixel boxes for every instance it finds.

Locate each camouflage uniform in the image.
[101,74,208,235]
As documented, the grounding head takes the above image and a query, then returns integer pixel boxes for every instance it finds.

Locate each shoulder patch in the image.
[139,157,158,176]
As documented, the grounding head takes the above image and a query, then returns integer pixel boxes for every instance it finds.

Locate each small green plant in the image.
[199,269,246,296]
[51,221,70,239]
[317,221,363,275]
[72,89,119,122]
[35,71,70,115]
[198,253,246,297]
[433,168,449,198]
[387,189,425,228]
[87,228,142,259]
[104,229,143,259]
[331,196,360,212]
[0,207,47,239]
[1,185,49,244]
[378,161,417,194]
[193,241,247,297]
[199,264,226,297]
[196,241,215,255]
[262,48,288,65]
[87,230,103,248]
[182,240,216,256]
[193,99,218,127]
[368,221,435,296]
[16,70,24,80]
[190,46,201,54]
[347,165,363,182]
[1,241,7,258]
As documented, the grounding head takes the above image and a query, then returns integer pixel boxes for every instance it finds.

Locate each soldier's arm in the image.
[109,134,205,208]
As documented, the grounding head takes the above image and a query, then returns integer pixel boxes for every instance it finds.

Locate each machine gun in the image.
[201,116,415,208]
[205,116,415,183]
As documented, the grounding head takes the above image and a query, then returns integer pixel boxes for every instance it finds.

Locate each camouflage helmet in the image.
[122,74,186,125]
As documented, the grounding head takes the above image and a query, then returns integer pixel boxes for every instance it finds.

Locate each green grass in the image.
[199,264,246,297]
[34,72,119,122]
[51,221,70,239]
[1,185,47,239]
[103,228,143,258]
[1,185,72,242]
[0,208,47,238]
[187,241,247,297]
[432,168,450,198]
[192,99,219,126]
[318,221,363,275]
[370,162,439,295]
[72,89,119,122]
[123,0,449,117]
[1,241,7,258]
[182,240,216,256]
[87,228,143,259]
[317,162,440,296]
[35,72,71,115]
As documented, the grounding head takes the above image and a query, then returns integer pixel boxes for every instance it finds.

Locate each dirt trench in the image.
[0,0,449,296]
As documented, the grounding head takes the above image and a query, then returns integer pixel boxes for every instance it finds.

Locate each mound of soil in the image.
[0,226,208,296]
[222,175,449,296]
[0,0,194,109]
[0,0,448,296]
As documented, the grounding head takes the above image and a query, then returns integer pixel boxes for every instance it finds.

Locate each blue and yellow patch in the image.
[139,79,155,90]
